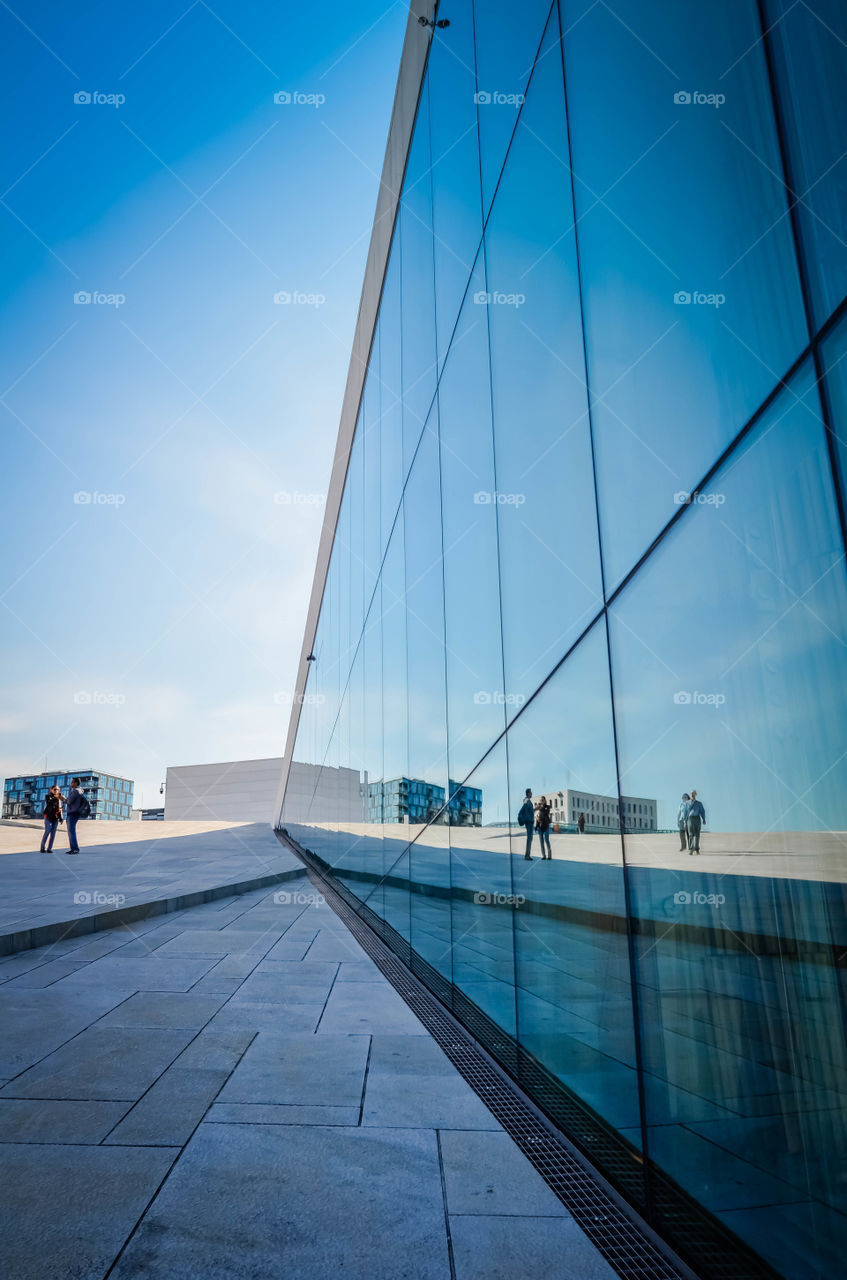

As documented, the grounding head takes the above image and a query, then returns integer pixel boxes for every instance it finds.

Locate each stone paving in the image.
[0,876,618,1280]
[0,821,302,948]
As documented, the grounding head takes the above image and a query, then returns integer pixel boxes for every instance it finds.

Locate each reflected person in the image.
[536,796,552,860]
[518,788,535,860]
[686,790,706,854]
[577,811,586,834]
[677,792,691,851]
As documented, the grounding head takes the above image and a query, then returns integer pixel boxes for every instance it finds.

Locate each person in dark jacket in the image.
[686,790,706,854]
[577,812,586,834]
[535,796,552,860]
[65,778,84,854]
[518,789,535,860]
[40,785,64,852]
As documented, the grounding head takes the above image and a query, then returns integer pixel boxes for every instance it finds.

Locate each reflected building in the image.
[542,789,657,832]
[277,4,847,1278]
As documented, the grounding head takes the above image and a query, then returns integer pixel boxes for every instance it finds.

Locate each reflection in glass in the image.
[609,366,847,1277]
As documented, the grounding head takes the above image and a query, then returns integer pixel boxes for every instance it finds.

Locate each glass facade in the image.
[3,770,135,820]
[280,4,847,1277]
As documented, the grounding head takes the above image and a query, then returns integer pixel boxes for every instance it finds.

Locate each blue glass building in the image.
[278,3,847,1276]
[3,769,135,821]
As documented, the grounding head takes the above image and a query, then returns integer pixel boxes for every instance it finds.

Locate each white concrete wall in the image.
[165,758,285,823]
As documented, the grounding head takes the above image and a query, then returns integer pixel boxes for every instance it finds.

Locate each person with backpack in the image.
[677,793,691,851]
[518,788,535,860]
[40,785,65,853]
[686,790,706,854]
[536,796,552,859]
[65,777,90,854]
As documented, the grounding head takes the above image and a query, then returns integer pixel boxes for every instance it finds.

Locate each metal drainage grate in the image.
[281,838,695,1280]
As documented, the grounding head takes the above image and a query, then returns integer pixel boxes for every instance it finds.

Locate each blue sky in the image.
[0,0,407,806]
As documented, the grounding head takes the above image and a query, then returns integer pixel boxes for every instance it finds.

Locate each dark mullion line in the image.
[553,0,654,1217]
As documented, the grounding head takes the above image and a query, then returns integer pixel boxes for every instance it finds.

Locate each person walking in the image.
[518,788,535,860]
[577,812,586,835]
[65,778,88,854]
[536,796,552,859]
[677,793,691,851]
[40,785,64,852]
[686,790,706,854]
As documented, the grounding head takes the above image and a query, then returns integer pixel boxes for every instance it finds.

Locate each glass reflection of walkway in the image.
[285,820,847,1280]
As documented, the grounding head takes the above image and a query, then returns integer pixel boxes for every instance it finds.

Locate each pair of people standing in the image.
[518,789,553,860]
[676,790,706,853]
[40,778,85,854]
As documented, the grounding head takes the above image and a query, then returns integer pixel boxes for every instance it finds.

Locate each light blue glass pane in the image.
[485,12,603,704]
[608,365,847,1279]
[561,0,807,590]
[399,87,438,467]
[473,0,554,213]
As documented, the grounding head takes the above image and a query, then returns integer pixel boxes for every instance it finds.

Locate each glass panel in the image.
[404,419,451,979]
[378,252,403,556]
[438,258,506,784]
[561,0,807,589]
[764,0,847,328]
[399,86,437,472]
[506,620,644,1197]
[428,6,483,365]
[447,738,517,1037]
[608,366,847,1279]
[485,11,603,705]
[473,0,554,213]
